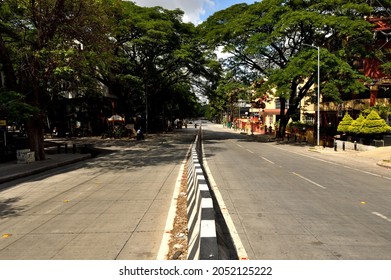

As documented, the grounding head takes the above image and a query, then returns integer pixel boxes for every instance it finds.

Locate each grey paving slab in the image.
[52,233,130,260]
[0,234,77,260]
[0,130,196,260]
[27,201,76,215]
[116,231,163,260]
[82,213,143,233]
[104,200,152,214]
[0,214,55,235]
[61,200,115,215]
[31,214,101,234]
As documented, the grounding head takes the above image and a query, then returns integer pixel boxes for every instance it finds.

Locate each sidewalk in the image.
[0,153,91,185]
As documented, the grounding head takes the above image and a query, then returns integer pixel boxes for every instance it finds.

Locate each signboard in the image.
[0,120,6,126]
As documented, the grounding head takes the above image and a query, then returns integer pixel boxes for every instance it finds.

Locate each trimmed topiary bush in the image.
[360,110,391,135]
[348,114,365,135]
[337,112,353,133]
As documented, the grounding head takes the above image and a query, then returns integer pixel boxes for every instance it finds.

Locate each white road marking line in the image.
[246,149,254,154]
[237,144,244,148]
[261,156,275,165]
[292,172,327,189]
[372,212,391,223]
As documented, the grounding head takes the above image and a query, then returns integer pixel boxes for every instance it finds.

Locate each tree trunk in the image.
[278,114,289,139]
[277,97,286,138]
[0,35,17,90]
[26,115,46,161]
[25,62,46,161]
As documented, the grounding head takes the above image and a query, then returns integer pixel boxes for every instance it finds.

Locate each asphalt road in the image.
[202,123,391,260]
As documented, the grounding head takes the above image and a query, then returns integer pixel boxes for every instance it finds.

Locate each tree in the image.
[1,0,217,160]
[362,104,391,122]
[198,0,373,137]
[348,114,365,135]
[337,112,354,134]
[0,90,38,124]
[370,0,391,76]
[360,110,391,135]
[201,69,252,124]
[0,0,110,159]
[96,1,214,132]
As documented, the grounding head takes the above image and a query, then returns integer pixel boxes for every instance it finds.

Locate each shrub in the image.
[348,114,365,135]
[360,110,391,135]
[337,112,353,133]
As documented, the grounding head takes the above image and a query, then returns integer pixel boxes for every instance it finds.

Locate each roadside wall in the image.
[335,140,377,151]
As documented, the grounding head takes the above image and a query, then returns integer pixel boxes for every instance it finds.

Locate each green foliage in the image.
[0,90,39,122]
[348,114,365,135]
[0,0,212,136]
[198,0,373,137]
[360,110,391,135]
[362,104,391,121]
[380,62,391,75]
[375,104,391,121]
[337,112,354,133]
[95,1,213,123]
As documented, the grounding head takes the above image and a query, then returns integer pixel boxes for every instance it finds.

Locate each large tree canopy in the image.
[1,0,109,159]
[1,0,216,159]
[96,1,216,132]
[1,0,387,160]
[198,0,375,137]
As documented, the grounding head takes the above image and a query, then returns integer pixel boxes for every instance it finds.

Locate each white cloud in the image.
[131,0,215,24]
[216,46,233,60]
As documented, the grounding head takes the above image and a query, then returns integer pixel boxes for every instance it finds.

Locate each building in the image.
[319,15,391,131]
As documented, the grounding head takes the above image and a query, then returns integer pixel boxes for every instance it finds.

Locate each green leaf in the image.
[348,114,365,135]
[360,110,391,135]
[337,112,354,133]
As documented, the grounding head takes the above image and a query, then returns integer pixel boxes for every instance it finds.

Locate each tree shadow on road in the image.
[0,197,24,218]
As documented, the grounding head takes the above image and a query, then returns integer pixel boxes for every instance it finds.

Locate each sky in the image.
[131,0,257,24]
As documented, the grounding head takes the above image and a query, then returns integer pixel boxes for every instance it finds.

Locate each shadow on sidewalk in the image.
[0,197,24,218]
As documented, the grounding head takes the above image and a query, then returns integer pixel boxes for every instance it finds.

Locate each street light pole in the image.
[303,44,320,146]
[316,45,320,146]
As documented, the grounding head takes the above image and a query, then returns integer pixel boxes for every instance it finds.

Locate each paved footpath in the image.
[0,129,196,260]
